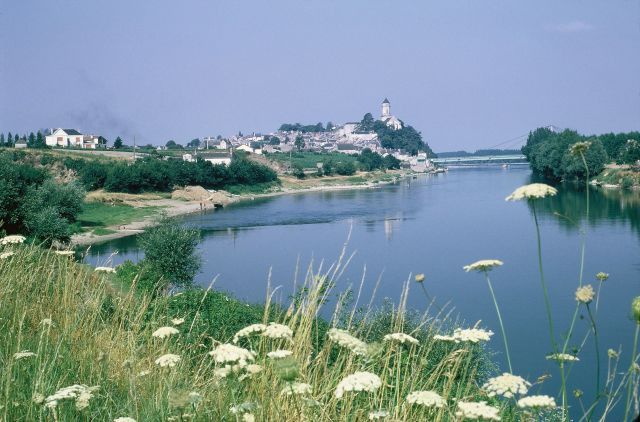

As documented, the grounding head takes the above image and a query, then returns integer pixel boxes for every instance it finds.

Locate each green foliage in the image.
[335,161,356,176]
[113,136,123,149]
[138,219,201,290]
[63,156,278,193]
[292,163,305,179]
[279,122,325,133]
[523,129,608,181]
[294,135,305,151]
[373,121,434,156]
[268,136,281,145]
[618,139,640,165]
[357,113,375,133]
[19,180,85,245]
[621,176,634,190]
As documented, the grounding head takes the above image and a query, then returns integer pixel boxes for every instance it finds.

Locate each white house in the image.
[82,135,102,149]
[202,137,228,150]
[45,128,84,148]
[235,144,253,153]
[202,153,232,166]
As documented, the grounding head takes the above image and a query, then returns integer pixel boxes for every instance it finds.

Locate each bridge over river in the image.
[431,154,527,166]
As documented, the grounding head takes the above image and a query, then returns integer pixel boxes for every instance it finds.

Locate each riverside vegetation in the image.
[0,142,639,421]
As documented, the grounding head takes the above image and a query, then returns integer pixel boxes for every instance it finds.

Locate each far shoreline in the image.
[71,170,418,246]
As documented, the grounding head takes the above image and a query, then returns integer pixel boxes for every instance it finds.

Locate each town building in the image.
[380,98,403,130]
[45,128,103,149]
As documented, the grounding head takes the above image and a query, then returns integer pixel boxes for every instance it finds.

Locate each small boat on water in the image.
[501,163,510,169]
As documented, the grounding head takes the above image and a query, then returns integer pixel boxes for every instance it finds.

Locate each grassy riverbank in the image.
[0,244,504,421]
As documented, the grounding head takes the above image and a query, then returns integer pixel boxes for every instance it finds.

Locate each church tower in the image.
[381,98,390,118]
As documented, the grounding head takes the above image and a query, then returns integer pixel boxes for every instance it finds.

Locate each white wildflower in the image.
[32,393,45,404]
[155,354,181,367]
[44,385,99,410]
[464,259,503,272]
[517,395,556,409]
[13,350,36,360]
[242,414,255,422]
[40,318,54,327]
[575,285,595,304]
[267,349,293,359]
[335,371,382,399]
[94,266,116,273]
[214,366,232,379]
[233,323,267,343]
[239,364,263,380]
[546,353,579,362]
[262,322,293,341]
[281,382,312,396]
[152,326,179,339]
[328,328,368,356]
[171,318,185,326]
[482,373,530,398]
[455,401,501,421]
[434,328,493,343]
[54,250,74,256]
[383,332,419,345]
[209,343,255,366]
[1,235,25,245]
[137,370,150,377]
[505,183,557,201]
[368,410,390,420]
[0,251,15,259]
[114,418,137,422]
[406,390,446,408]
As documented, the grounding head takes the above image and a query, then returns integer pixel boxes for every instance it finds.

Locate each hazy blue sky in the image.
[1,1,639,151]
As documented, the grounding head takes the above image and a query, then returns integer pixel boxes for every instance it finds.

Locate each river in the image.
[86,166,639,417]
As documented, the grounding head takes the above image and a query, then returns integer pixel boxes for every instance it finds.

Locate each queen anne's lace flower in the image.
[13,350,36,360]
[54,250,74,256]
[0,251,15,259]
[262,323,293,341]
[455,401,501,421]
[267,350,293,359]
[505,183,558,201]
[242,414,255,422]
[482,373,530,398]
[434,328,493,343]
[406,390,445,407]
[575,285,595,304]
[546,353,579,362]
[171,318,185,326]
[152,326,179,339]
[464,260,503,272]
[209,343,255,366]
[383,332,419,345]
[328,328,368,356]
[155,354,181,367]
[1,235,25,245]
[233,324,267,343]
[335,371,382,399]
[596,272,609,282]
[94,266,116,273]
[517,395,556,409]
[281,382,312,396]
[368,410,390,420]
[44,385,99,410]
[114,418,137,422]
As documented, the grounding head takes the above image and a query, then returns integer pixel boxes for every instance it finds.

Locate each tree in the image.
[335,161,356,176]
[28,132,35,147]
[35,131,46,148]
[113,136,123,149]
[268,136,281,145]
[326,122,334,131]
[139,219,201,290]
[0,133,4,146]
[358,113,375,132]
[294,135,305,151]
[6,132,13,147]
[14,134,19,144]
[292,163,305,179]
[187,138,201,148]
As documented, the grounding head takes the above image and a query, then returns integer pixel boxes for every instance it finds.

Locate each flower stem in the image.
[624,324,639,422]
[532,205,557,352]
[484,272,513,373]
[586,303,601,419]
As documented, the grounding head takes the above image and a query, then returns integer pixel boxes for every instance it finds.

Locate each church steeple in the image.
[381,98,391,117]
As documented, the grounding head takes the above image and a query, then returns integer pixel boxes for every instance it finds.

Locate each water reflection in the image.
[529,183,640,237]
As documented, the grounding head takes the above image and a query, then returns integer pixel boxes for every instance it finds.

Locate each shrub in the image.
[621,176,634,190]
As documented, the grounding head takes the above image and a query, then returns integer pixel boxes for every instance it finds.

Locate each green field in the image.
[265,151,359,169]
[73,202,162,234]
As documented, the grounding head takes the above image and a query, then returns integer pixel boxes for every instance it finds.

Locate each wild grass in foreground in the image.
[0,241,540,421]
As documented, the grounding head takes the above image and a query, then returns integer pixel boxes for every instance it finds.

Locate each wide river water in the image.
[87,166,639,417]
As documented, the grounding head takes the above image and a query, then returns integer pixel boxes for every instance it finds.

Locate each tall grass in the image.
[0,244,503,421]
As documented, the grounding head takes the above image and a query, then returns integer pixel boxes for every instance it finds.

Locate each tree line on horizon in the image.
[522,127,640,181]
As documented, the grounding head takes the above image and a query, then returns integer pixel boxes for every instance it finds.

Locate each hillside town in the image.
[4,99,435,172]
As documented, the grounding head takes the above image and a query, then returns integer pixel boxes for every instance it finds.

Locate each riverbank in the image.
[71,169,415,245]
